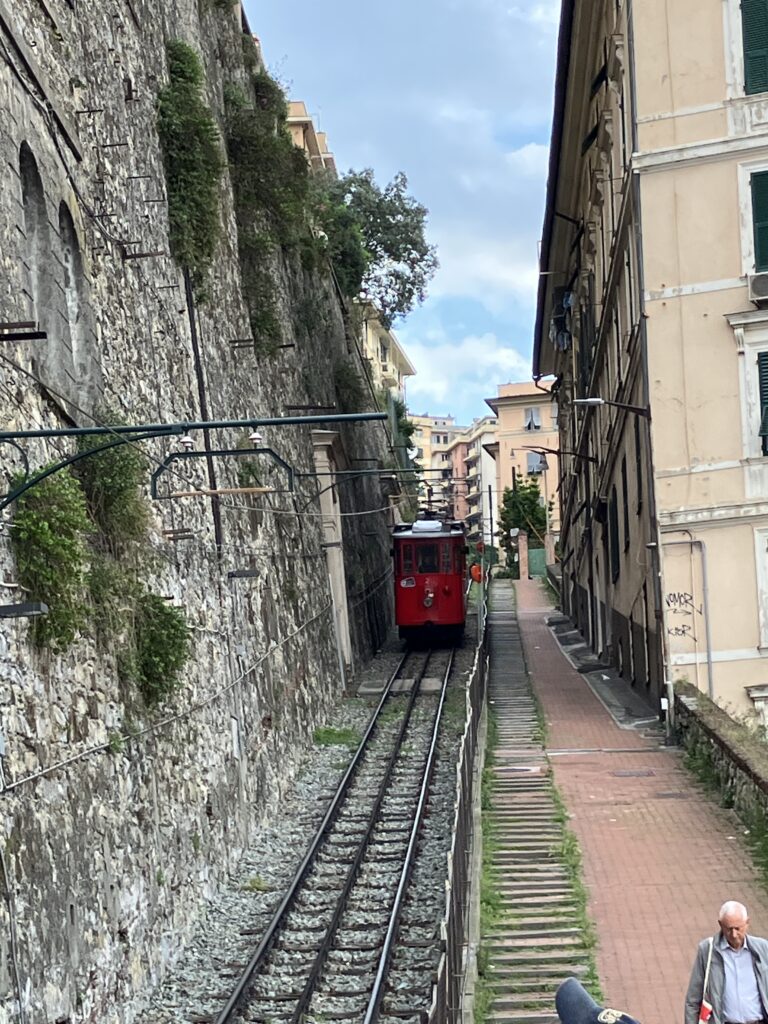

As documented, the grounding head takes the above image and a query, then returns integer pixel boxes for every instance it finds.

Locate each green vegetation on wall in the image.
[157,40,224,287]
[224,76,315,353]
[76,423,149,548]
[9,468,91,650]
[334,358,367,413]
[130,592,190,708]
[10,447,191,708]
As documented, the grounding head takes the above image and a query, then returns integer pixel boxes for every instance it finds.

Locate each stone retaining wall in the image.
[0,3,392,1022]
[675,683,768,827]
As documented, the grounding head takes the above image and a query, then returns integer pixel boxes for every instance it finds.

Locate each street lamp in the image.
[572,397,650,417]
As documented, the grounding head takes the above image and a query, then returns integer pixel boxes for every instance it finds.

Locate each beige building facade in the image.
[536,0,768,713]
[359,302,415,403]
[409,414,466,513]
[486,381,561,538]
[287,101,337,175]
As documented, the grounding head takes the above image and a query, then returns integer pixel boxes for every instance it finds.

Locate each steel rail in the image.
[213,650,410,1024]
[363,649,456,1024]
[289,651,436,1022]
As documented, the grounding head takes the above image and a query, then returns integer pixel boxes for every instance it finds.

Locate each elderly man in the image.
[685,901,768,1024]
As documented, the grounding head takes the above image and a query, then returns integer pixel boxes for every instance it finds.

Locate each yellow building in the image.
[359,302,415,403]
[535,0,768,714]
[287,101,337,175]
[485,382,561,537]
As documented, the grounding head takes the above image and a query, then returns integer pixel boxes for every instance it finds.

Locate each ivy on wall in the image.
[157,40,224,288]
[76,418,149,549]
[224,77,317,354]
[10,468,91,650]
[10,444,190,708]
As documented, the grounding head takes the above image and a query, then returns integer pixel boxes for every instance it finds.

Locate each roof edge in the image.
[532,0,577,379]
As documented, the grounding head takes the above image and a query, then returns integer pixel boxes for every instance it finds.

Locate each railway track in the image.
[213,646,457,1024]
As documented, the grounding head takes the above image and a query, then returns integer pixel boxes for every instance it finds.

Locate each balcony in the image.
[380,361,399,387]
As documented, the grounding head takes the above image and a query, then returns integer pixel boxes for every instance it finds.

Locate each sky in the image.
[243,0,560,426]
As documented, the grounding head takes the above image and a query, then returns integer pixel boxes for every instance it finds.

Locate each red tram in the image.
[392,518,467,645]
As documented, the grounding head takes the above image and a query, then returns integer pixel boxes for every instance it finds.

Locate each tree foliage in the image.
[497,479,550,556]
[315,168,438,327]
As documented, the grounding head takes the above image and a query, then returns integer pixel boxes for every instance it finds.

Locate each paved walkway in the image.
[514,578,768,1024]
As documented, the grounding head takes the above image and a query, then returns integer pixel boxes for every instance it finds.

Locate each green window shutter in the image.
[759,351,768,455]
[753,172,768,271]
[743,0,768,94]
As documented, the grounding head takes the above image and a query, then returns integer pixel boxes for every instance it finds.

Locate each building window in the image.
[609,485,620,582]
[621,456,630,551]
[527,451,544,474]
[743,0,768,95]
[524,407,542,431]
[753,171,768,269]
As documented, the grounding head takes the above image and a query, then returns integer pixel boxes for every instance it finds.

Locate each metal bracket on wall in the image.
[150,447,295,500]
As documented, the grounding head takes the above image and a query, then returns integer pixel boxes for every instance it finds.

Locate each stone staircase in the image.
[480,584,595,1024]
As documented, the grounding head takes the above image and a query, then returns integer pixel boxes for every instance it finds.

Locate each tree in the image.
[314,168,438,327]
[497,479,551,560]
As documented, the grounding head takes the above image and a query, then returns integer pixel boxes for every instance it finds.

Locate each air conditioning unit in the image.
[748,272,768,307]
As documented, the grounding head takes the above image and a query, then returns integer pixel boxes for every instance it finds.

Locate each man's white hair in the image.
[719,900,749,920]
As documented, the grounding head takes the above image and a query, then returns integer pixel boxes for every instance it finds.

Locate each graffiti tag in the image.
[667,623,697,642]
[665,591,703,617]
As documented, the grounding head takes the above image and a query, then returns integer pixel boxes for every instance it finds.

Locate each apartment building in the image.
[409,414,466,511]
[287,101,337,175]
[535,0,768,713]
[486,381,561,537]
[461,416,498,545]
[358,302,415,403]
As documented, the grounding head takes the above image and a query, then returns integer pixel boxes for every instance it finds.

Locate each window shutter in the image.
[759,350,768,454]
[743,0,768,95]
[753,172,768,271]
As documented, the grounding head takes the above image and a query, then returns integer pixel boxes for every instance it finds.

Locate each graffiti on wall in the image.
[665,591,702,644]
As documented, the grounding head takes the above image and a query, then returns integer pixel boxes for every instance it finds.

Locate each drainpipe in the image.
[627,0,669,704]
[661,537,715,701]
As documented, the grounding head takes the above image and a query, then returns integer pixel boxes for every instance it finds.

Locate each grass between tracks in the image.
[474,704,603,1024]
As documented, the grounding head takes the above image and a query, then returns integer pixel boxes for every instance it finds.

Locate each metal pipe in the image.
[0,411,387,441]
[661,537,715,700]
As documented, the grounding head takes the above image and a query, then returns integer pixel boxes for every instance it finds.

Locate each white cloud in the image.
[505,2,560,27]
[404,333,531,414]
[505,141,549,178]
[428,231,540,313]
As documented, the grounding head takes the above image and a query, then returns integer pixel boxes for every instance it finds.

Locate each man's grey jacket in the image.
[685,935,768,1024]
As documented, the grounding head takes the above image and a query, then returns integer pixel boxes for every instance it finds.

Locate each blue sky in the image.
[243,0,560,425]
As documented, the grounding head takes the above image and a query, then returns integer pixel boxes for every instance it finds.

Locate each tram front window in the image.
[417,544,438,573]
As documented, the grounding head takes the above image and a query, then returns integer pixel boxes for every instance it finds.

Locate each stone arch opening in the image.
[19,142,52,335]
[59,201,87,381]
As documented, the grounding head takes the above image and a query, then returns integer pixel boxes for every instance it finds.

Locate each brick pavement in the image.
[513,578,768,1024]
